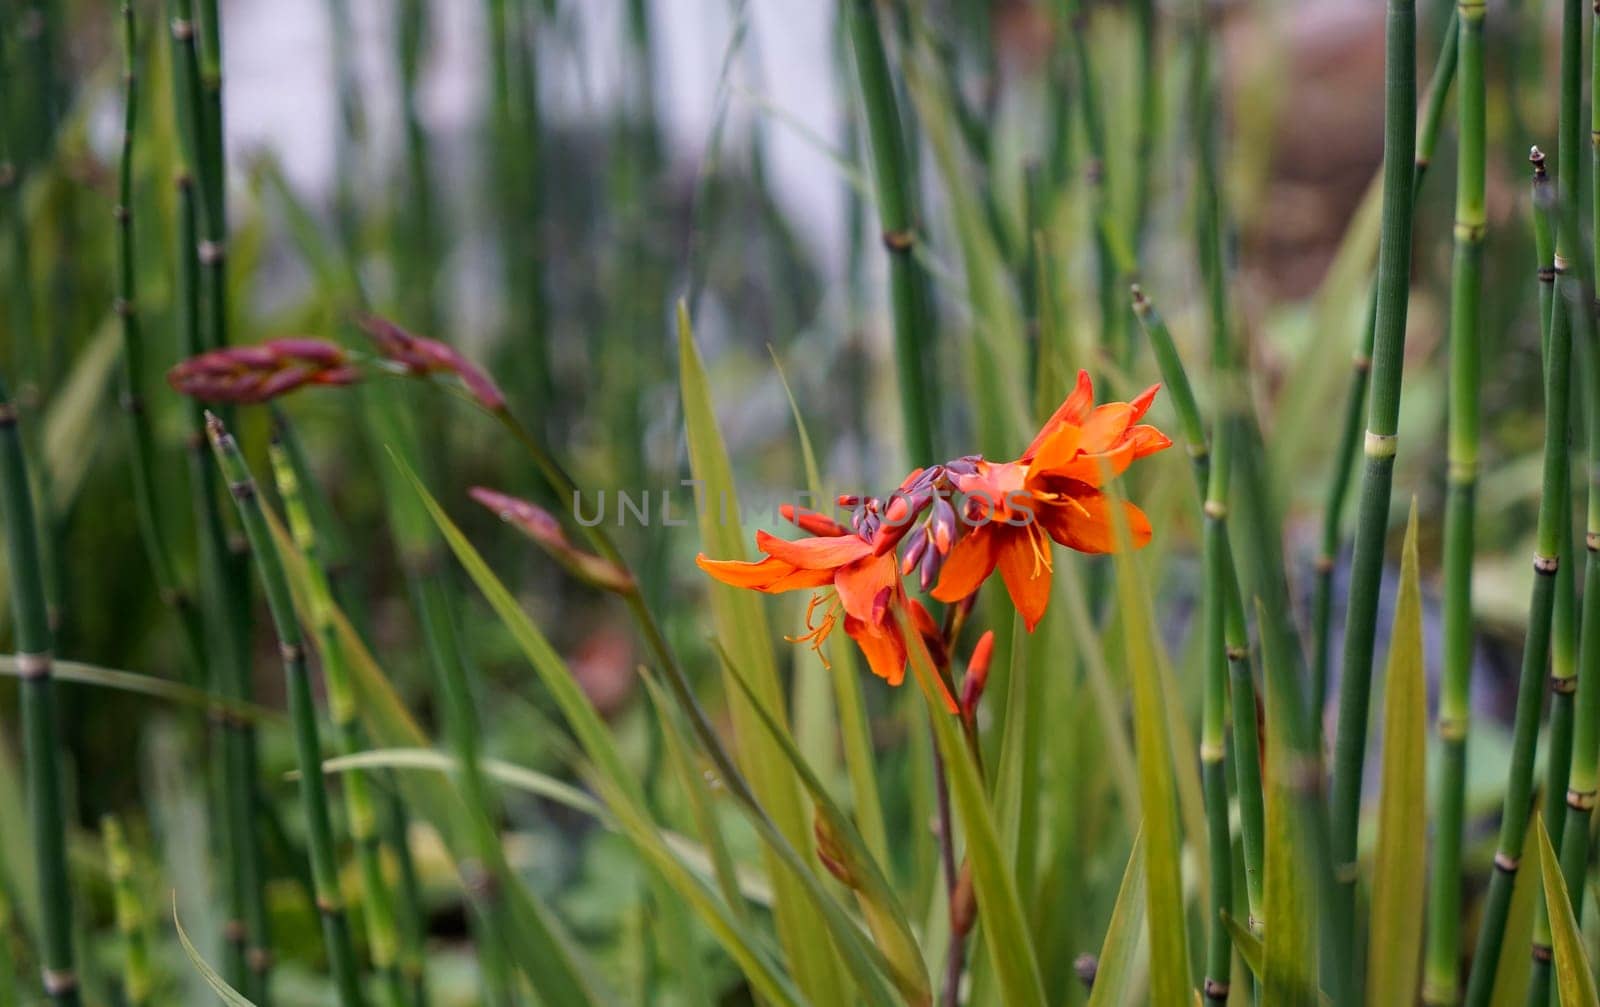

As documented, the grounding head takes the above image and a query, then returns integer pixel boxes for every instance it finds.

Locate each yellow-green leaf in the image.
[1088,830,1149,1007]
[1367,501,1427,1007]
[1537,815,1600,1007]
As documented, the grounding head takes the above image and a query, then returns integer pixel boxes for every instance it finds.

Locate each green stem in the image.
[1311,5,1458,734]
[1423,3,1483,1002]
[207,415,369,1007]
[271,434,409,1007]
[0,371,78,1006]
[843,0,937,466]
[113,2,205,671]
[1462,180,1574,1007]
[1330,0,1417,960]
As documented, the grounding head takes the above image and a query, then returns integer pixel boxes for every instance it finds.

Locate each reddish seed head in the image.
[469,486,635,594]
[361,314,507,411]
[168,337,354,404]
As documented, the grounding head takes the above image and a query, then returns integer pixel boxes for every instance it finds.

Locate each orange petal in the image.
[1026,422,1084,476]
[1077,402,1136,453]
[834,553,902,625]
[755,529,872,571]
[995,532,1051,631]
[780,504,850,538]
[1128,383,1160,423]
[844,614,907,686]
[1123,424,1174,459]
[1039,495,1153,554]
[696,553,834,592]
[1050,440,1138,488]
[1022,370,1096,459]
[931,527,1001,603]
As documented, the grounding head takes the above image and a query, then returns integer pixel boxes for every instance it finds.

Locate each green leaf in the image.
[1259,600,1321,1007]
[903,614,1048,1007]
[678,301,852,1005]
[720,645,931,1006]
[1106,483,1193,1004]
[1366,501,1427,1006]
[173,894,258,1007]
[1087,829,1149,1007]
[1537,815,1600,1007]
[1221,911,1263,981]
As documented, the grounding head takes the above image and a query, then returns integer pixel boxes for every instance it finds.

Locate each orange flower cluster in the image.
[698,370,1171,691]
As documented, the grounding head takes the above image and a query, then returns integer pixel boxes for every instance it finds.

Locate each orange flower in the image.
[931,371,1172,630]
[697,505,952,706]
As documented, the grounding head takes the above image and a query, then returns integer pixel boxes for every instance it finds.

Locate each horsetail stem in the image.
[1312,9,1458,730]
[1461,146,1577,1007]
[270,432,411,1007]
[0,372,78,1005]
[1554,0,1600,939]
[1421,2,1483,1002]
[844,0,937,466]
[101,816,153,1007]
[114,2,204,669]
[206,414,369,1007]
[1185,2,1267,934]
[1330,0,1418,958]
[165,0,273,989]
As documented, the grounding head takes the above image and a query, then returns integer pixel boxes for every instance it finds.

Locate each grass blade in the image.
[1087,829,1149,1007]
[173,895,257,1007]
[1537,815,1599,1007]
[1366,501,1427,1006]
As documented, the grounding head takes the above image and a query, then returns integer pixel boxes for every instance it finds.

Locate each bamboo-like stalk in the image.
[1555,0,1600,936]
[270,433,410,1007]
[113,2,204,669]
[394,0,439,335]
[1526,161,1571,1007]
[1310,11,1459,729]
[1329,0,1418,957]
[0,372,78,1007]
[844,0,937,466]
[206,414,369,1007]
[101,816,153,1007]
[1421,4,1484,1003]
[1184,4,1267,938]
[1461,138,1578,1007]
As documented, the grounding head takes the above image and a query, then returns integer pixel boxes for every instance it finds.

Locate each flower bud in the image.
[362,314,506,411]
[470,487,635,594]
[959,630,995,727]
[168,337,358,403]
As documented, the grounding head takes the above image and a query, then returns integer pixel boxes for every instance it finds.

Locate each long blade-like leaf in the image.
[1088,830,1150,1007]
[1367,502,1427,1006]
[1537,815,1600,1007]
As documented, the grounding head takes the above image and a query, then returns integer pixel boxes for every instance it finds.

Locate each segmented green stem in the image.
[1462,152,1576,1007]
[1186,5,1266,934]
[0,371,78,1006]
[207,415,369,1007]
[1422,4,1483,1002]
[844,0,936,465]
[271,435,409,1007]
[1312,11,1458,729]
[113,2,204,668]
[1330,0,1418,955]
[102,817,153,1007]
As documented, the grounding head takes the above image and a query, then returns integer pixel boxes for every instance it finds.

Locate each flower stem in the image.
[101,816,154,1007]
[0,370,79,1006]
